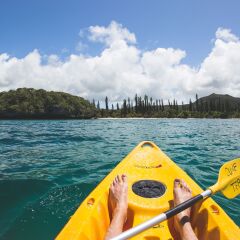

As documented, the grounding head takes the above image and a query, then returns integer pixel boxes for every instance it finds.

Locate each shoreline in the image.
[98,117,239,120]
[0,117,239,120]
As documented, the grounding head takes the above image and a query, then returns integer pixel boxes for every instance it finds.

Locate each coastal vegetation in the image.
[96,93,240,118]
[0,88,239,119]
[0,88,96,119]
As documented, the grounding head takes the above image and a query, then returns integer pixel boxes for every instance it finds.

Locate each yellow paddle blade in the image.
[209,158,240,198]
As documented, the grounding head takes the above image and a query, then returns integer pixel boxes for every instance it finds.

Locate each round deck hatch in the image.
[132,180,166,198]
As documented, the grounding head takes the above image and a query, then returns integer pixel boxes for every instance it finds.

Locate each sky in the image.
[0,0,240,103]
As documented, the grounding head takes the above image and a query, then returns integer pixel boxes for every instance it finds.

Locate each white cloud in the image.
[216,27,239,42]
[0,22,240,103]
[88,21,136,46]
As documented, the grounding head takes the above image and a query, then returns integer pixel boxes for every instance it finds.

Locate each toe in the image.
[174,179,181,188]
[181,180,188,190]
[181,180,191,192]
[186,184,192,193]
[117,175,121,183]
[122,174,127,182]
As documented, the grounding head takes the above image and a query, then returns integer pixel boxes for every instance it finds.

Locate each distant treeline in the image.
[93,93,240,118]
[0,88,239,119]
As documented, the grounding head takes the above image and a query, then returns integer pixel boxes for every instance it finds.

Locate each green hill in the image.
[194,93,240,112]
[0,88,97,119]
[184,93,240,118]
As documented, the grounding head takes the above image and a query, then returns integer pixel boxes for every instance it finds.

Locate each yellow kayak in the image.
[56,141,240,240]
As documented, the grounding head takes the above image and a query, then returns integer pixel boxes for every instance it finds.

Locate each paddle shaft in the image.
[111,189,212,240]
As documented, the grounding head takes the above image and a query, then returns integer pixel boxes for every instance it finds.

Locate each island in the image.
[0,88,239,119]
[0,88,97,119]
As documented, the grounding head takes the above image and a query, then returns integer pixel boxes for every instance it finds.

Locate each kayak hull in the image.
[56,141,240,240]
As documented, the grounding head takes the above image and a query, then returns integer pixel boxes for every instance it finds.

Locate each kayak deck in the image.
[56,141,240,240]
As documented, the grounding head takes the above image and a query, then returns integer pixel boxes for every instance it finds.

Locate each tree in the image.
[135,94,138,112]
[189,99,193,111]
[139,96,142,112]
[144,95,148,112]
[176,100,178,111]
[97,101,100,109]
[158,100,162,111]
[127,97,131,113]
[156,100,159,111]
[123,99,127,116]
[200,99,203,112]
[218,97,221,112]
[105,96,109,110]
[196,94,199,112]
[161,99,164,111]
[150,97,153,111]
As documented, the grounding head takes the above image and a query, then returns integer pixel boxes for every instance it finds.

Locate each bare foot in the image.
[105,174,128,240]
[174,179,192,232]
[109,174,128,219]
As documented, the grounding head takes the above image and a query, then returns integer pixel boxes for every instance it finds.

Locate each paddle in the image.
[111,158,240,240]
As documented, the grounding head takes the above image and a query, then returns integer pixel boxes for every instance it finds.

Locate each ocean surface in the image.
[0,119,239,239]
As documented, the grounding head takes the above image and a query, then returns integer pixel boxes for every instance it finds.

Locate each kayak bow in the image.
[56,141,240,240]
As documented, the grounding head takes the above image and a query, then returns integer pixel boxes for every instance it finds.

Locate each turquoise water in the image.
[0,119,239,239]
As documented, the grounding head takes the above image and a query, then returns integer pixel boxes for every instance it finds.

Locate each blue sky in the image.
[1,0,240,101]
[1,0,240,66]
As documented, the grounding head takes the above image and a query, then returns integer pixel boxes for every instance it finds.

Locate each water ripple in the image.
[0,119,239,239]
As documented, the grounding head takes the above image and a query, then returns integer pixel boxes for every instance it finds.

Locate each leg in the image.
[105,174,128,240]
[173,179,198,240]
